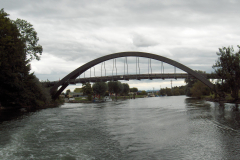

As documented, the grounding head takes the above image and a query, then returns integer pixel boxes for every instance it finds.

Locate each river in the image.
[0,96,240,160]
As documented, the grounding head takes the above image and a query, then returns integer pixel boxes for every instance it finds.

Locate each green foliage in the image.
[87,94,92,101]
[0,9,52,109]
[65,89,70,95]
[159,86,186,96]
[190,80,210,99]
[159,88,166,96]
[212,46,240,100]
[0,9,27,107]
[178,86,186,95]
[166,88,173,96]
[130,87,138,92]
[13,18,43,61]
[74,88,82,93]
[92,82,108,96]
[172,88,180,96]
[82,82,93,95]
[185,70,206,97]
[108,81,123,95]
[159,87,172,96]
[140,90,147,95]
[134,95,144,98]
[122,83,130,95]
[74,97,87,101]
[19,74,51,108]
[0,8,8,17]
[104,91,109,96]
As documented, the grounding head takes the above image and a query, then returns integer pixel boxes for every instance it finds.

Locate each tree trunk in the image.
[231,87,239,101]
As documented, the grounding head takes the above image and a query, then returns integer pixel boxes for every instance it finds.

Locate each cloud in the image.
[2,0,240,90]
[132,33,159,47]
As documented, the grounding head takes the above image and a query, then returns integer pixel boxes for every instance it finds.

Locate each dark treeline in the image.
[77,81,130,101]
[159,86,186,96]
[0,9,61,110]
[212,46,240,101]
[184,46,240,102]
[184,71,211,99]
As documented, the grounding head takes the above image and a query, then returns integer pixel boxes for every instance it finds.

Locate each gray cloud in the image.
[132,33,158,47]
[2,0,240,90]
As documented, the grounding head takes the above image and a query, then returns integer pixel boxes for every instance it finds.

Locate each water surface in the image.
[1,96,240,159]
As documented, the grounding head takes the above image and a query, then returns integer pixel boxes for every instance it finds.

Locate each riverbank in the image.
[203,93,240,104]
[205,97,240,104]
[0,99,64,123]
[0,99,64,112]
[67,95,146,103]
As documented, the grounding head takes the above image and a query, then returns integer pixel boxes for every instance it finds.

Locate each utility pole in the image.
[171,80,172,93]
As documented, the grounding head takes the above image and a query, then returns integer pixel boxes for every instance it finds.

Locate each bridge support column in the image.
[52,83,68,100]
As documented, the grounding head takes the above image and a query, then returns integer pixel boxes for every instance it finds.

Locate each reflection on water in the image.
[0,96,240,160]
[185,97,240,130]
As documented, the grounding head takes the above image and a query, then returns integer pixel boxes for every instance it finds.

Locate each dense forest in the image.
[0,9,60,110]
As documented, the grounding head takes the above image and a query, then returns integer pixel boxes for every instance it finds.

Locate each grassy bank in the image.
[204,93,240,104]
[67,95,146,103]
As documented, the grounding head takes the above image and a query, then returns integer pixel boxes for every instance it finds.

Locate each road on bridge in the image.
[45,73,218,87]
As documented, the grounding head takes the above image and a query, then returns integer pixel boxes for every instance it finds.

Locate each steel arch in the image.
[50,51,214,99]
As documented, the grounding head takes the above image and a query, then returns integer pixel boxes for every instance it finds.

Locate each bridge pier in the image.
[52,83,68,100]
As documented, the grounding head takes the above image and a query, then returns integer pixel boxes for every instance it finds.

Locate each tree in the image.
[172,87,180,96]
[108,81,123,99]
[82,82,93,95]
[13,18,43,61]
[141,90,147,95]
[159,89,166,96]
[0,9,27,107]
[74,88,82,93]
[65,89,70,96]
[185,70,206,97]
[92,82,108,98]
[165,87,173,96]
[178,86,186,95]
[0,9,51,108]
[130,87,138,93]
[190,80,210,99]
[122,83,130,95]
[20,74,51,108]
[212,46,240,100]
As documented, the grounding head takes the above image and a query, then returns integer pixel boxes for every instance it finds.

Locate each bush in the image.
[87,94,92,101]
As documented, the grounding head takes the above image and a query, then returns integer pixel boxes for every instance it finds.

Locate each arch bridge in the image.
[50,52,214,99]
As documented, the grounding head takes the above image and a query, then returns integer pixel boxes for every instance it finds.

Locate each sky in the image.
[2,0,240,91]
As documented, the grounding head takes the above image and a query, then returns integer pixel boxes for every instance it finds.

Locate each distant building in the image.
[74,88,83,93]
[67,88,84,98]
[69,92,83,98]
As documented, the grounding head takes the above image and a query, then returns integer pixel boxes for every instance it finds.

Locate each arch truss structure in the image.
[50,52,214,99]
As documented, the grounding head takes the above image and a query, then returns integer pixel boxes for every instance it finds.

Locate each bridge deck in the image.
[45,73,218,86]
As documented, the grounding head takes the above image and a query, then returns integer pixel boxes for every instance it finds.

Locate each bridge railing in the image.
[44,73,219,87]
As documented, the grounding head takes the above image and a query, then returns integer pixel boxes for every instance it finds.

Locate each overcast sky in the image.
[2,0,240,91]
